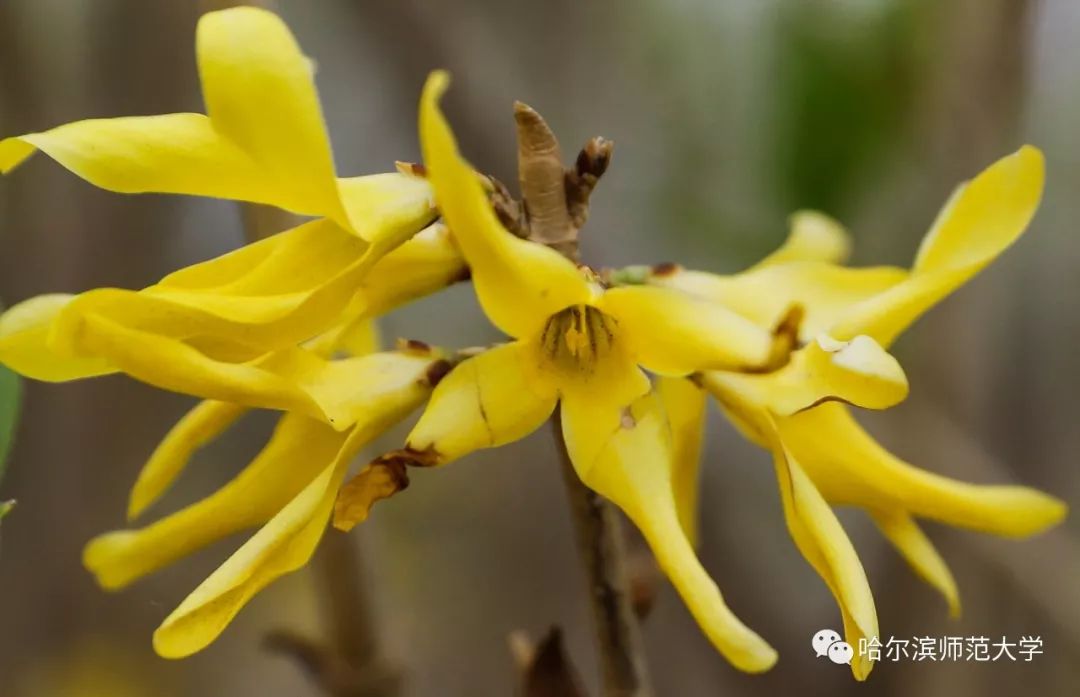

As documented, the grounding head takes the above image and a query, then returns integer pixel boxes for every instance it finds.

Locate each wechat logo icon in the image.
[812,629,853,665]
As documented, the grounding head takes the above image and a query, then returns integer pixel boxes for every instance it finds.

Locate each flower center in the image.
[540,304,619,371]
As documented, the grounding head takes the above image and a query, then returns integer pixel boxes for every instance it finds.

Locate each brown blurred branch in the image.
[512,100,649,697]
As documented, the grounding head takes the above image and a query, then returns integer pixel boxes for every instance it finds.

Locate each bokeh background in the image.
[2,1,1079,695]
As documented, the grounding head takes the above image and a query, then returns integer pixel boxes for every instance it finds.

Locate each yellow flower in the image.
[638,146,1065,679]
[335,71,792,674]
[0,7,428,244]
[0,7,466,418]
[81,323,452,659]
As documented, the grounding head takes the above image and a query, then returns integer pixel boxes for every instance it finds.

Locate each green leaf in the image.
[0,499,13,521]
[0,365,20,482]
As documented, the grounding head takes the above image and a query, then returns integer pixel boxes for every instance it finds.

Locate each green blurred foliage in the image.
[770,0,926,217]
[0,304,21,485]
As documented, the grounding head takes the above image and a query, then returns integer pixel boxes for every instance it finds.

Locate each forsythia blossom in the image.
[0,6,1065,680]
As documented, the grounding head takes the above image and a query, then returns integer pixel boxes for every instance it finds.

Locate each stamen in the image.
[542,305,619,371]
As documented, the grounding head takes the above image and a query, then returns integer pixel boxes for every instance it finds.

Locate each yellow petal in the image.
[0,9,340,220]
[85,414,344,590]
[152,436,354,658]
[754,211,851,267]
[337,172,436,246]
[657,376,707,546]
[0,294,114,382]
[405,342,557,465]
[306,316,382,359]
[128,400,248,521]
[706,334,908,416]
[37,221,458,401]
[54,219,369,361]
[347,223,468,320]
[0,8,439,242]
[831,146,1045,346]
[599,285,774,375]
[562,389,777,673]
[769,435,878,681]
[61,315,439,427]
[419,71,590,339]
[869,509,960,617]
[647,263,906,344]
[0,113,268,201]
[148,350,434,657]
[196,7,346,222]
[779,403,1067,537]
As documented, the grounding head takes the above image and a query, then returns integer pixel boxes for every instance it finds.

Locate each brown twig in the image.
[514,100,651,697]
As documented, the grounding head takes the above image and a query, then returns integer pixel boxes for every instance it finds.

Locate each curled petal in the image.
[1,8,343,219]
[419,71,591,339]
[128,400,248,520]
[870,509,960,617]
[647,263,906,344]
[0,8,438,240]
[770,436,878,681]
[85,414,344,590]
[562,389,777,673]
[706,334,908,416]
[337,173,436,246]
[831,146,1045,346]
[53,219,374,363]
[754,211,851,267]
[0,294,114,382]
[657,376,707,546]
[405,342,557,466]
[599,285,774,375]
[780,403,1067,537]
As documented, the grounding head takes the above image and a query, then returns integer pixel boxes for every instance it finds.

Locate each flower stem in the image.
[553,410,654,697]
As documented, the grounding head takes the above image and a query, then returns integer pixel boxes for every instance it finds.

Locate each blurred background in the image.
[2,0,1079,695]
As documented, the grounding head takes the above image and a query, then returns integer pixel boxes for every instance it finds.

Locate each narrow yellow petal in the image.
[754,211,851,267]
[85,414,343,590]
[657,376,707,546]
[405,342,557,465]
[62,314,439,429]
[127,400,248,521]
[773,443,878,681]
[647,263,906,344]
[599,285,774,375]
[0,113,264,198]
[57,315,326,421]
[38,219,456,405]
[196,6,346,225]
[562,389,777,673]
[869,509,960,617]
[419,71,591,339]
[780,403,1068,537]
[149,351,435,657]
[0,294,114,382]
[152,445,351,658]
[831,146,1045,346]
[707,334,908,416]
[1,8,438,243]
